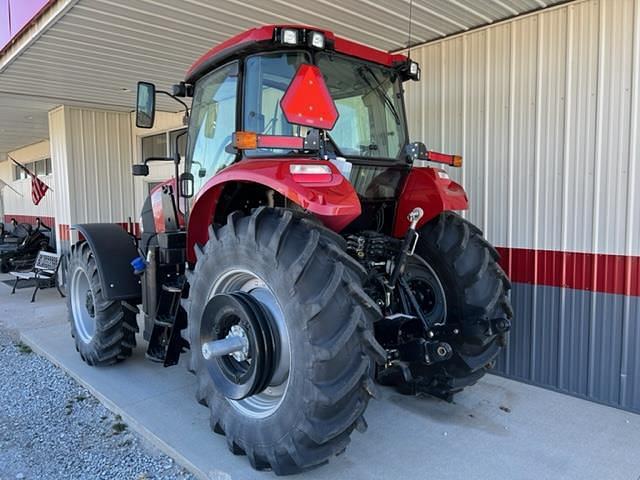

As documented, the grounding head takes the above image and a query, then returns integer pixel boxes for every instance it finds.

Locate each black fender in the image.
[72,223,141,301]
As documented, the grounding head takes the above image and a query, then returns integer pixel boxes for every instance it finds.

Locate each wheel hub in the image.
[227,324,249,362]
[85,291,95,318]
[200,292,279,401]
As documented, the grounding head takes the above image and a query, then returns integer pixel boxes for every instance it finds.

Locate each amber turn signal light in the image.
[233,131,258,150]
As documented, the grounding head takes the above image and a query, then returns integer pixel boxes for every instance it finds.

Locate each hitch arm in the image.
[388,207,424,288]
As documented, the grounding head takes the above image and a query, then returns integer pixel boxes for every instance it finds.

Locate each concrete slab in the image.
[4,284,640,480]
[0,272,67,332]
[19,320,640,480]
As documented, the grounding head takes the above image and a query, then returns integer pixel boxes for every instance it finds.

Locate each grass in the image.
[15,341,32,354]
[111,413,128,434]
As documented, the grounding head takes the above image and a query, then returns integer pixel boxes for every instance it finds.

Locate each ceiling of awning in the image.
[0,0,567,159]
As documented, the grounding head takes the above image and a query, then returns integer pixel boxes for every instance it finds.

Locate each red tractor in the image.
[67,25,512,474]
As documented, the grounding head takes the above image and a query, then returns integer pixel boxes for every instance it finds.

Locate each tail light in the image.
[289,164,333,183]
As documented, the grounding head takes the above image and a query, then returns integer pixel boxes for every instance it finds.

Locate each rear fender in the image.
[187,159,361,262]
[72,224,141,301]
[393,167,468,237]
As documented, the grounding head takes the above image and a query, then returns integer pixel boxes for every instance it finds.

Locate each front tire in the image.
[67,241,138,366]
[183,208,382,475]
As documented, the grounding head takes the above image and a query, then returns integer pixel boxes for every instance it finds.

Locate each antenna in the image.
[407,0,414,59]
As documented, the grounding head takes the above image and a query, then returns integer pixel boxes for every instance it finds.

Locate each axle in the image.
[201,335,248,360]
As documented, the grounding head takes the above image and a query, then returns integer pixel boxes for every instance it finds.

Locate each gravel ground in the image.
[0,324,197,480]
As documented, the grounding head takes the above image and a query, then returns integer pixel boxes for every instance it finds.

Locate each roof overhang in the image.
[0,0,569,160]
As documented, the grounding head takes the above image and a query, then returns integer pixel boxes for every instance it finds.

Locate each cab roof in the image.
[186,24,408,84]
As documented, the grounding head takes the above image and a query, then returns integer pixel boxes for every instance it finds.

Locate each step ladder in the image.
[145,282,189,367]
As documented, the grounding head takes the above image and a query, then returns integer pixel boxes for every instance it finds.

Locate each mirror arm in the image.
[157,90,190,122]
[142,156,174,165]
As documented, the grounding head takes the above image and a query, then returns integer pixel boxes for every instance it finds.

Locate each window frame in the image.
[139,126,187,161]
[314,51,410,165]
[185,60,241,180]
[12,157,52,180]
[240,50,312,159]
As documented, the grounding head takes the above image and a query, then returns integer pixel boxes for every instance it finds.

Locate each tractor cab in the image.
[133,25,457,239]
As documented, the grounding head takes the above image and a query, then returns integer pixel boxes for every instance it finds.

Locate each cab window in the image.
[187,62,238,191]
[243,52,309,155]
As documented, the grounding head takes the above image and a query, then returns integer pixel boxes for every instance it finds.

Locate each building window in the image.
[140,128,187,161]
[169,128,187,158]
[141,133,167,160]
[13,158,51,180]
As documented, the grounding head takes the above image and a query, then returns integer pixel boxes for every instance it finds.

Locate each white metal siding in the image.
[49,105,136,248]
[49,106,70,249]
[1,174,55,218]
[65,107,135,224]
[405,0,640,257]
[0,140,56,220]
[405,0,640,411]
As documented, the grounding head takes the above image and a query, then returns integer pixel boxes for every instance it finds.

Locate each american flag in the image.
[8,155,51,205]
[31,175,49,205]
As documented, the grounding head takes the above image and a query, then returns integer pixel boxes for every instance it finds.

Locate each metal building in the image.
[1,0,638,412]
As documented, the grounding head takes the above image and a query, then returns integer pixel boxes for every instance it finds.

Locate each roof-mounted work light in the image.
[308,31,325,49]
[398,59,421,81]
[281,28,299,45]
[409,61,420,79]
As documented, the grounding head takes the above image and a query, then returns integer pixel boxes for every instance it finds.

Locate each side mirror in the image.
[136,81,156,128]
[132,164,149,176]
[180,172,194,198]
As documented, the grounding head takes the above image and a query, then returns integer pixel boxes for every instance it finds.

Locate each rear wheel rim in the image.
[207,269,291,419]
[71,267,96,344]
[407,260,447,327]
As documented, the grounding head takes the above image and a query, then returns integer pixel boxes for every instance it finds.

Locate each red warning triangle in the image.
[280,64,338,130]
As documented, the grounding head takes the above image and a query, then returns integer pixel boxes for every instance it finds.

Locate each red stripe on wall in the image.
[46,223,640,297]
[3,214,55,229]
[497,247,640,297]
[58,224,70,242]
[58,222,141,241]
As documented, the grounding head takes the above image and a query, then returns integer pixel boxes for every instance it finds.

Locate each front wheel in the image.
[67,241,138,366]
[183,208,382,475]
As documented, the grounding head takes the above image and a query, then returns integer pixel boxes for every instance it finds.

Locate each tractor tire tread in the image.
[184,208,382,475]
[67,240,138,366]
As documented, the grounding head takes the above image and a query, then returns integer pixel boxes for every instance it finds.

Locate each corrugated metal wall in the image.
[49,105,136,249]
[1,173,55,218]
[405,0,640,411]
[0,140,55,221]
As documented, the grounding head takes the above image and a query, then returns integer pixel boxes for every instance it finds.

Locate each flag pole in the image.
[7,155,54,192]
[0,179,23,197]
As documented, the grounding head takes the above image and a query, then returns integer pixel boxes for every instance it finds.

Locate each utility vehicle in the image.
[1,218,53,272]
[67,25,512,474]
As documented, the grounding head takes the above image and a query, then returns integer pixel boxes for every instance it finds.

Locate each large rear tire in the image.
[412,212,512,398]
[67,241,138,366]
[183,208,382,475]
